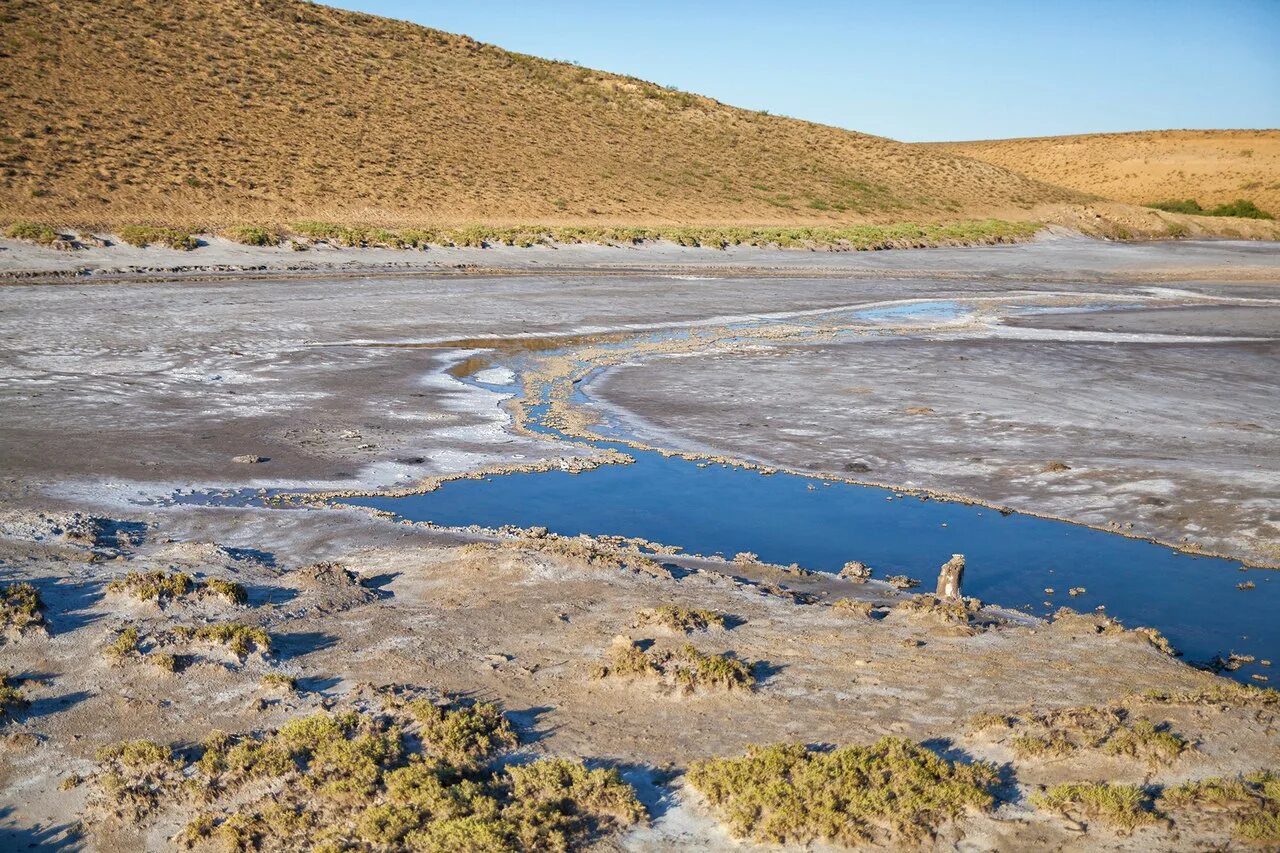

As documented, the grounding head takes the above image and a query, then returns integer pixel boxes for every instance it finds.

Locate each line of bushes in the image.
[1147,198,1273,219]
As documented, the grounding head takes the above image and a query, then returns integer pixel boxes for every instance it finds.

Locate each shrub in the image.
[1032,783,1155,833]
[669,644,755,692]
[1102,718,1188,765]
[1159,771,1280,842]
[1147,198,1273,220]
[108,571,245,606]
[4,221,59,245]
[594,638,755,692]
[118,225,198,250]
[0,672,28,720]
[688,738,998,845]
[260,673,298,692]
[1147,199,1204,215]
[223,225,282,246]
[105,626,141,662]
[593,637,659,680]
[92,706,645,850]
[1012,731,1075,760]
[1209,199,1274,219]
[1,582,45,632]
[203,578,248,605]
[180,623,270,658]
[636,605,725,633]
[408,699,518,764]
[108,570,195,603]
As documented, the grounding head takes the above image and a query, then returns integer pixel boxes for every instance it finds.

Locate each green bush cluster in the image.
[118,225,198,250]
[108,570,246,605]
[222,225,282,246]
[1147,198,1274,219]
[594,638,755,692]
[83,703,644,851]
[1160,772,1280,843]
[406,699,518,765]
[1032,782,1155,833]
[688,737,998,845]
[999,705,1189,767]
[176,623,271,658]
[0,672,29,720]
[4,221,59,245]
[0,581,44,632]
[636,604,725,633]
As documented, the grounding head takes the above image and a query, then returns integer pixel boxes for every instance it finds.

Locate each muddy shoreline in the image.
[1,239,1279,850]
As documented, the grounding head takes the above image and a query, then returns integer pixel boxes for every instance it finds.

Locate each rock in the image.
[233,455,268,464]
[935,554,965,599]
[1041,460,1071,473]
[840,561,872,581]
[886,574,920,590]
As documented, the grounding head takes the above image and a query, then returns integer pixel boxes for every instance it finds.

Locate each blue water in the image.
[345,440,1277,681]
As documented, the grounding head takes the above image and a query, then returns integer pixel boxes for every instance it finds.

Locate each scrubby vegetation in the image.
[286,220,1043,252]
[1147,198,1274,219]
[0,672,29,720]
[83,701,645,850]
[594,638,755,692]
[1160,771,1280,843]
[1032,782,1156,832]
[688,738,998,845]
[988,705,1189,767]
[176,623,271,658]
[117,225,198,250]
[107,570,246,605]
[223,225,282,246]
[1132,682,1280,708]
[105,621,269,665]
[635,605,725,633]
[1,581,45,635]
[4,221,59,245]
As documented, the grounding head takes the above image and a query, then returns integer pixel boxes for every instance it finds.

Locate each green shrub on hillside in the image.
[1147,198,1273,219]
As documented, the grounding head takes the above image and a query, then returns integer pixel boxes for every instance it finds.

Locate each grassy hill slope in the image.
[930,130,1280,216]
[0,0,1083,228]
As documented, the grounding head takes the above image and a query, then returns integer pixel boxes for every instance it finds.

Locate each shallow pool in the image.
[345,438,1276,682]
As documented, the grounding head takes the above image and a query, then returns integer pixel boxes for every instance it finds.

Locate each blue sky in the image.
[325,1,1280,142]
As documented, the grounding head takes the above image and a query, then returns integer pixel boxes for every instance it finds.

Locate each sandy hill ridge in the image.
[0,0,1083,228]
[931,130,1280,215]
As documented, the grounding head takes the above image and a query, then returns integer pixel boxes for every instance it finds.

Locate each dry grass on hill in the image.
[931,130,1280,216]
[0,0,1081,229]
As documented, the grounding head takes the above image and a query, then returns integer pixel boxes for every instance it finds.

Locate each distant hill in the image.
[930,130,1280,217]
[0,0,1082,228]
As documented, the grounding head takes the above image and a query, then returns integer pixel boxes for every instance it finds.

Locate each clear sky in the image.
[322,0,1279,142]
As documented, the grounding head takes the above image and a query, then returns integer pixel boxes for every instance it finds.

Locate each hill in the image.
[930,130,1280,217]
[0,0,1083,229]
